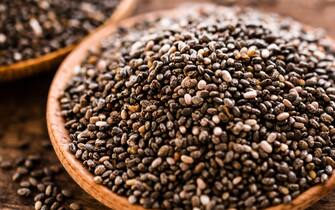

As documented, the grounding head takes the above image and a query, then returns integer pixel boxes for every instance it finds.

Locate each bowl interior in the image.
[47,4,335,210]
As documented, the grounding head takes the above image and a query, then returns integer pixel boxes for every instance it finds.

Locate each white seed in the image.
[321,113,334,123]
[14,52,22,60]
[204,57,211,64]
[278,75,285,82]
[259,140,273,153]
[252,124,260,131]
[242,124,251,132]
[222,192,229,200]
[267,132,277,143]
[45,185,52,196]
[268,43,280,51]
[126,179,136,186]
[213,127,222,136]
[184,94,192,105]
[197,80,207,90]
[128,75,137,86]
[94,165,106,175]
[227,43,235,49]
[223,98,235,108]
[243,90,257,99]
[233,176,242,185]
[181,155,194,164]
[311,101,319,109]
[93,176,103,184]
[128,195,137,204]
[261,49,270,58]
[179,126,187,134]
[196,178,206,190]
[232,122,243,135]
[95,121,107,127]
[35,201,42,210]
[29,18,43,36]
[222,70,232,82]
[306,154,313,162]
[280,143,289,152]
[283,99,292,108]
[212,115,220,124]
[121,110,127,119]
[192,126,200,135]
[97,60,107,70]
[0,33,6,43]
[245,119,257,126]
[200,195,210,205]
[243,145,252,153]
[166,157,175,165]
[151,157,162,168]
[69,202,81,210]
[159,44,171,53]
[251,150,259,159]
[277,112,290,121]
[271,95,278,101]
[115,176,123,185]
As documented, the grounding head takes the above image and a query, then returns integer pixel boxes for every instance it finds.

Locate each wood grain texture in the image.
[46,3,335,210]
[0,0,138,82]
[1,0,335,210]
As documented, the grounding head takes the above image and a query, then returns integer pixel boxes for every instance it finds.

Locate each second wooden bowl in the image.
[0,0,138,82]
[47,4,335,210]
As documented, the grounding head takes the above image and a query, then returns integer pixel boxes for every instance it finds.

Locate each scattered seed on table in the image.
[17,188,31,197]
[1,152,82,209]
[69,202,81,210]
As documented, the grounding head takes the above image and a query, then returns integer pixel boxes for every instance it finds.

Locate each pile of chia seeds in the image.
[60,5,335,210]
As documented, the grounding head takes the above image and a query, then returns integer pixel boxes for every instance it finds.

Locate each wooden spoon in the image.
[47,5,335,210]
[0,0,138,82]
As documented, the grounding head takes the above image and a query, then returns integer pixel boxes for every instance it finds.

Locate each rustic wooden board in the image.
[1,0,335,209]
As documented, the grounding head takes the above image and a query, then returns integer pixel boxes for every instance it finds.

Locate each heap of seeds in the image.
[0,0,120,65]
[60,5,335,210]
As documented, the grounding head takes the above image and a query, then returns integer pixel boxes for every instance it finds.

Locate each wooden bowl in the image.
[47,4,335,210]
[0,0,138,82]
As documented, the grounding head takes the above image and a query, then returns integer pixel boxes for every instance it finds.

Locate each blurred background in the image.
[0,0,335,209]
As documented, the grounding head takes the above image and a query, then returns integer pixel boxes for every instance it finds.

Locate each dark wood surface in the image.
[0,0,335,209]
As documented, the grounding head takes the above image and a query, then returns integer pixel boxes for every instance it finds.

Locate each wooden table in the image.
[1,0,335,209]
